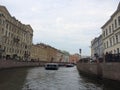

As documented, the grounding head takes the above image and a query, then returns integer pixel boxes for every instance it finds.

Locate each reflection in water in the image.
[79,72,120,90]
[22,67,103,90]
[0,68,28,90]
[0,67,119,90]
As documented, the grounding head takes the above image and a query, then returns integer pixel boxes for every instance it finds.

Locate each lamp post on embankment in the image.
[79,48,82,60]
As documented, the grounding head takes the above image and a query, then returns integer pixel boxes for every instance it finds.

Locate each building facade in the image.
[61,51,70,63]
[31,44,47,62]
[91,35,103,59]
[102,3,120,54]
[0,5,33,60]
[69,53,80,64]
[31,43,70,63]
[31,43,59,62]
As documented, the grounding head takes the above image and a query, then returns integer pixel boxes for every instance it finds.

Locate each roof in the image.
[26,25,33,32]
[0,5,11,17]
[101,2,120,29]
[117,2,120,11]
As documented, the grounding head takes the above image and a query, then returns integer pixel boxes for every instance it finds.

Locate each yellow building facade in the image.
[31,43,61,62]
[31,44,47,62]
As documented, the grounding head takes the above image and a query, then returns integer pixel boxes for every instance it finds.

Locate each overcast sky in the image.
[0,0,119,55]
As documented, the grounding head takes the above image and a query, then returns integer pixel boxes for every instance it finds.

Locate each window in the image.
[103,31,105,37]
[109,38,112,47]
[115,19,117,28]
[109,26,111,34]
[112,36,115,45]
[116,34,118,43]
[104,43,106,49]
[119,33,120,42]
[2,28,4,34]
[0,19,1,24]
[5,31,7,36]
[111,51,113,54]
[118,16,120,25]
[106,29,108,36]
[4,46,6,52]
[6,24,8,29]
[114,50,116,54]
[112,24,114,31]
[117,48,119,54]
[107,41,109,48]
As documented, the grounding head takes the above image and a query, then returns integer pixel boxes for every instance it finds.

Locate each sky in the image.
[0,0,119,55]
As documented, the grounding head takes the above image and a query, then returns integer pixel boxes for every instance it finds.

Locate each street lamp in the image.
[79,49,82,54]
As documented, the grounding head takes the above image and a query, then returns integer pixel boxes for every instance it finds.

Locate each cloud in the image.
[0,0,119,55]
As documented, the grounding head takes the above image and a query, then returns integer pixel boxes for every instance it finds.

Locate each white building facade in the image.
[0,5,33,60]
[102,3,120,54]
[91,35,103,59]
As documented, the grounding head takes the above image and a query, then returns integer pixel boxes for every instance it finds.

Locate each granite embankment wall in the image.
[77,62,120,81]
[0,60,43,69]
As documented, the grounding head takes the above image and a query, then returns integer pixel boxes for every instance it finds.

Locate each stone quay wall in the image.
[0,60,43,69]
[77,62,120,81]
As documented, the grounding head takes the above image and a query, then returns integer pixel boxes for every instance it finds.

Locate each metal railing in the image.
[78,53,120,63]
[104,53,120,62]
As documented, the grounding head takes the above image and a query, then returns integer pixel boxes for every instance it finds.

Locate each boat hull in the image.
[45,63,59,70]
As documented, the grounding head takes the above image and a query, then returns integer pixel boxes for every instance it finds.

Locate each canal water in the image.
[0,66,119,90]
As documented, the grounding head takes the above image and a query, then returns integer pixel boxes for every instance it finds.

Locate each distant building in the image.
[61,51,70,63]
[56,50,63,62]
[69,53,81,64]
[91,35,103,59]
[101,2,120,54]
[31,43,68,63]
[0,5,33,60]
[31,44,47,62]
